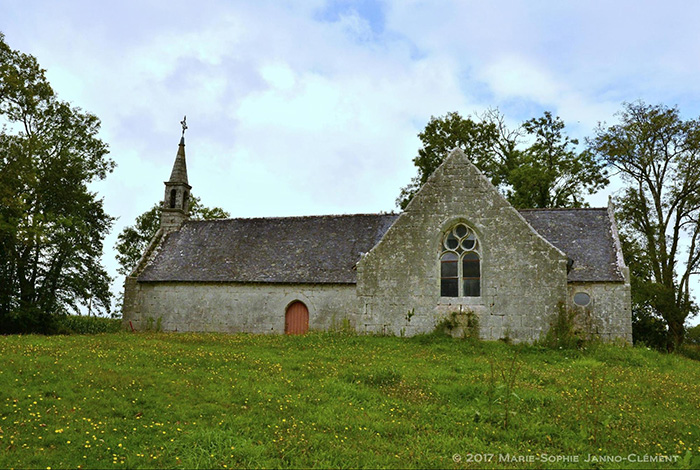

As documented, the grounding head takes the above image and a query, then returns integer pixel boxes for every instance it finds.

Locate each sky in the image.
[3,0,700,322]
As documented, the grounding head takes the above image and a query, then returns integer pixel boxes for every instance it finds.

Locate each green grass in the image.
[1,332,699,469]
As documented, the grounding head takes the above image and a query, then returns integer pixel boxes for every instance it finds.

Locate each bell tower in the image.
[161,116,192,233]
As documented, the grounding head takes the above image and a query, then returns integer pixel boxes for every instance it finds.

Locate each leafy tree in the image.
[620,234,669,349]
[397,110,608,210]
[114,196,229,277]
[397,111,505,209]
[686,324,700,345]
[508,112,608,208]
[588,102,700,350]
[0,33,114,332]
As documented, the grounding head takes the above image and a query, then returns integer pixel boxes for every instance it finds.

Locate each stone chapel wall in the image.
[123,281,360,333]
[356,149,570,341]
[568,282,633,343]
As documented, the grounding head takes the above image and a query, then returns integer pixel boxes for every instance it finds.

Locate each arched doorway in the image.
[285,301,309,335]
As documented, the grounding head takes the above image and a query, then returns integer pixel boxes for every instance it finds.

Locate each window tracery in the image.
[440,224,481,297]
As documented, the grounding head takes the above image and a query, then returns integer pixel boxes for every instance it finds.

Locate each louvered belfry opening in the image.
[285,301,309,335]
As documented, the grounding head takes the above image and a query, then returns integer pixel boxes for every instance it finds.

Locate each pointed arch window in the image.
[440,224,481,297]
[169,189,177,208]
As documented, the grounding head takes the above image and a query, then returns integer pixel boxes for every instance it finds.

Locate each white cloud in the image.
[260,62,297,90]
[4,0,700,319]
[480,56,561,104]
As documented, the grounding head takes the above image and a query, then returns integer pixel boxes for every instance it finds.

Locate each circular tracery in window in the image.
[443,224,479,254]
[440,224,480,297]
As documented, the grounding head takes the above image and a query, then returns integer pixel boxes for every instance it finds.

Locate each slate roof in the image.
[138,214,399,284]
[138,208,625,284]
[520,208,625,282]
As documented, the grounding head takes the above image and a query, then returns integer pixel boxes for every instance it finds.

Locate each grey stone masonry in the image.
[123,143,632,343]
[568,282,632,343]
[356,148,570,341]
[124,281,360,334]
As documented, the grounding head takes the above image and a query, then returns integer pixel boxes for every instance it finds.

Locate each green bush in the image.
[541,302,583,349]
[434,310,480,339]
[685,324,700,345]
[55,315,123,334]
[632,310,668,350]
[1,308,123,335]
[1,305,56,334]
[679,343,700,361]
[434,311,460,334]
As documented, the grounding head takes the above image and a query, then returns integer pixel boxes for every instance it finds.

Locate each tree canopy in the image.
[588,101,700,349]
[509,112,609,208]
[114,196,230,277]
[397,110,608,210]
[0,33,115,332]
[396,111,503,209]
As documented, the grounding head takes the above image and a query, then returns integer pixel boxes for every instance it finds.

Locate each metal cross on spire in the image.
[180,115,188,137]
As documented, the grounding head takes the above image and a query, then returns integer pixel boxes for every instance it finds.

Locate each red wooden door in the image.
[285,301,309,335]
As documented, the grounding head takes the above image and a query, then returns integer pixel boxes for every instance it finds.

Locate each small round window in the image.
[573,292,591,307]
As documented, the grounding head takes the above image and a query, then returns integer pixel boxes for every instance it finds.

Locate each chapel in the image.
[122,131,632,342]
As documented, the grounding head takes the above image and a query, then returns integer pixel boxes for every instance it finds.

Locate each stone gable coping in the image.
[401,148,567,260]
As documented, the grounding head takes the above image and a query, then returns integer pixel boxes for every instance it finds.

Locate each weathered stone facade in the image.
[568,282,632,341]
[124,279,359,334]
[356,149,569,341]
[122,141,632,343]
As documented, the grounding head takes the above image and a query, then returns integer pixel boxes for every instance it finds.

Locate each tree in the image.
[686,324,700,345]
[619,233,669,349]
[0,33,114,332]
[396,111,505,209]
[508,112,608,208]
[114,196,229,277]
[588,101,700,350]
[397,110,608,210]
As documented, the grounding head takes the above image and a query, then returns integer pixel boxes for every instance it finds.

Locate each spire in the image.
[168,136,189,184]
[161,116,192,233]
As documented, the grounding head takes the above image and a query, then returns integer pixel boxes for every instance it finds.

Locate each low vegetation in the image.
[1,332,699,469]
[54,315,123,335]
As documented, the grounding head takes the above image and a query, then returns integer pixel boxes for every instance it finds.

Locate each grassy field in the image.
[1,332,699,469]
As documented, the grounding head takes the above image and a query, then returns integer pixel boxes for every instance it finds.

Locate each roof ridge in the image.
[518,207,606,212]
[184,212,401,223]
